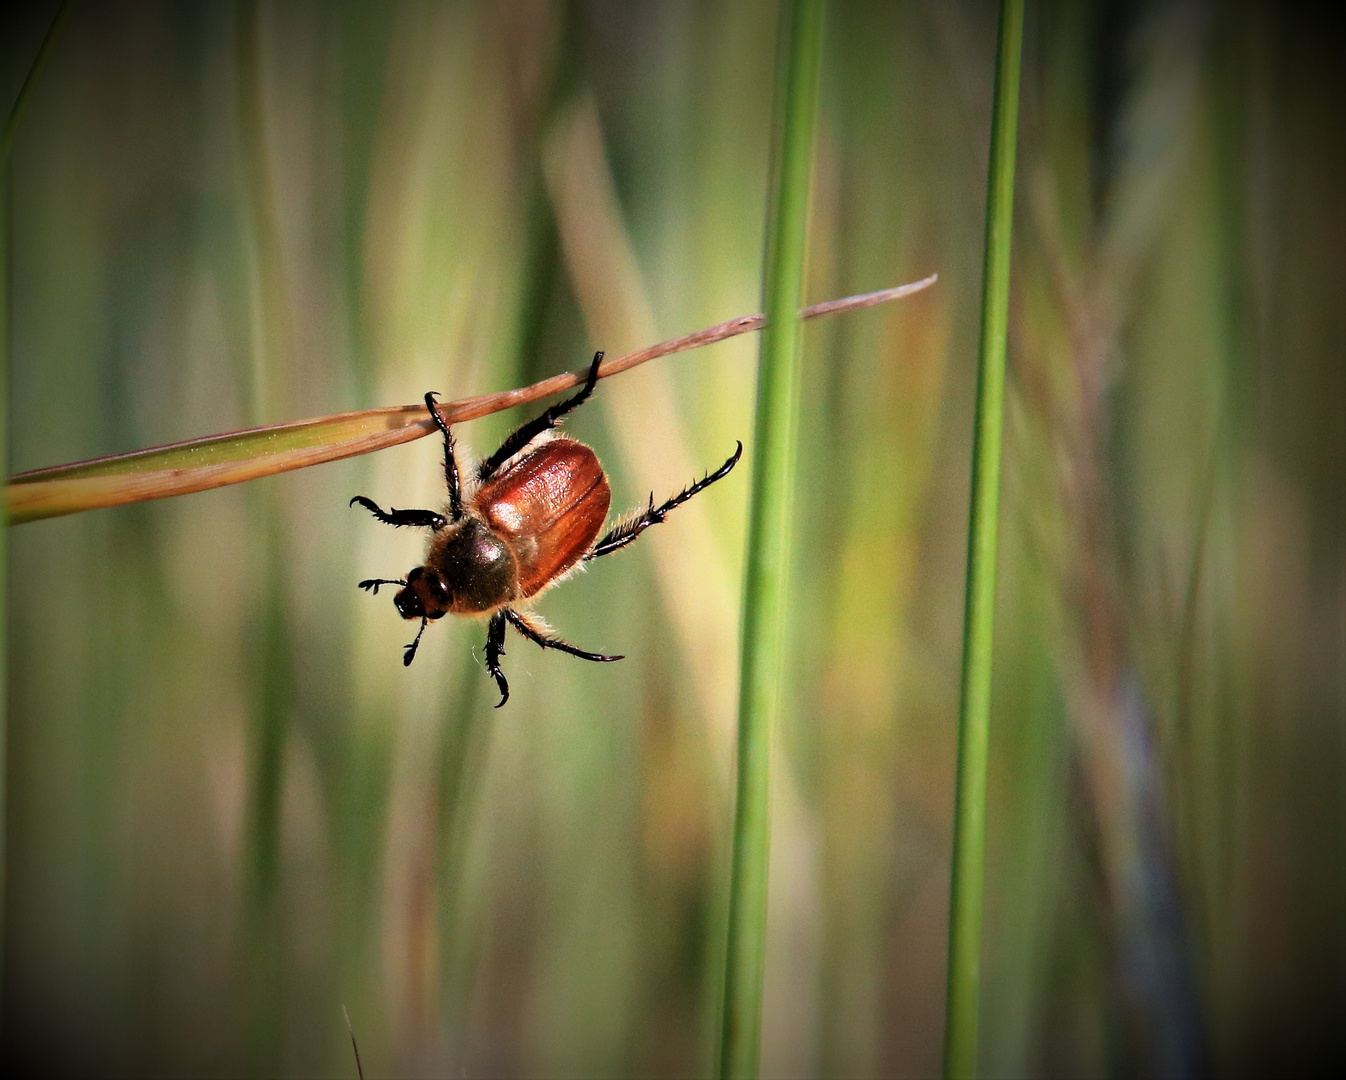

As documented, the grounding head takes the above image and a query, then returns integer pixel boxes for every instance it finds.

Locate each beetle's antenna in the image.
[403,617,428,666]
[358,578,407,594]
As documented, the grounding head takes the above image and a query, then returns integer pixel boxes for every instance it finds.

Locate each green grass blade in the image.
[718,1,824,1077]
[2,0,72,162]
[236,0,290,1067]
[3,0,73,1013]
[4,280,934,525]
[943,1,1024,1077]
[0,132,8,1031]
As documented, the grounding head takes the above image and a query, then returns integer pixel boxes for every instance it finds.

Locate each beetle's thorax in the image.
[426,513,519,614]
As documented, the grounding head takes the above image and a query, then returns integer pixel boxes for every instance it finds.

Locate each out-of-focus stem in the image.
[1,0,74,1015]
[717,0,825,1076]
[943,0,1024,1076]
[236,0,294,1071]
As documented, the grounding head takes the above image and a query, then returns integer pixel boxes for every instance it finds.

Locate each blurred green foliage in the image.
[720,0,823,1075]
[2,1,1341,1076]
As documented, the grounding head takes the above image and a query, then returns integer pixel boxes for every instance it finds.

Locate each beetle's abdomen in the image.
[478,437,610,599]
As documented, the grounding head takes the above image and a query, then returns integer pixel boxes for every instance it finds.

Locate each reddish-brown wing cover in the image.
[478,438,611,598]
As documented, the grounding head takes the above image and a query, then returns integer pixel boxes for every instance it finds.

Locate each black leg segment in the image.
[424,392,463,519]
[477,351,604,482]
[505,609,623,663]
[350,496,446,531]
[586,441,743,561]
[403,616,429,667]
[485,610,510,708]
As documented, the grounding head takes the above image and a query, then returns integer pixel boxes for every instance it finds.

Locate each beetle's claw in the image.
[489,655,510,708]
[490,665,510,708]
[402,616,429,666]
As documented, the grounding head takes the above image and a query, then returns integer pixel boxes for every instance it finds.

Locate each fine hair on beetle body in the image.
[350,350,742,707]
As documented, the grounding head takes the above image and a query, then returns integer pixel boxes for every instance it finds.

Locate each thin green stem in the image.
[0,147,8,1036]
[236,0,294,1071]
[2,0,74,1021]
[717,1,824,1077]
[943,1,1024,1077]
[2,0,72,162]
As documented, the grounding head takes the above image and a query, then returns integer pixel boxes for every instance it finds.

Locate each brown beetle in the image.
[351,351,741,707]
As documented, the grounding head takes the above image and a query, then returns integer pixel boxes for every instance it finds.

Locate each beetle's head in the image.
[395,565,451,621]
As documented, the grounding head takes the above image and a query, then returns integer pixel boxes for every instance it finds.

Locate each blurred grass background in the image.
[2,1,1341,1076]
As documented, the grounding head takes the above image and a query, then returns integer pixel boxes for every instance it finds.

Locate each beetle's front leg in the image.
[349,496,446,530]
[485,610,510,708]
[403,617,428,667]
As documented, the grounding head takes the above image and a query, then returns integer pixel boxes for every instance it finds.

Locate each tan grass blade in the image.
[5,276,935,525]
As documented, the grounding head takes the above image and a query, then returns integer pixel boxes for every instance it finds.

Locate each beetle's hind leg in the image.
[505,610,623,663]
[586,441,743,560]
[349,496,446,531]
[485,610,510,708]
[477,351,604,482]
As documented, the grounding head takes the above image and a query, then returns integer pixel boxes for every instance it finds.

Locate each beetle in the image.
[350,350,742,707]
